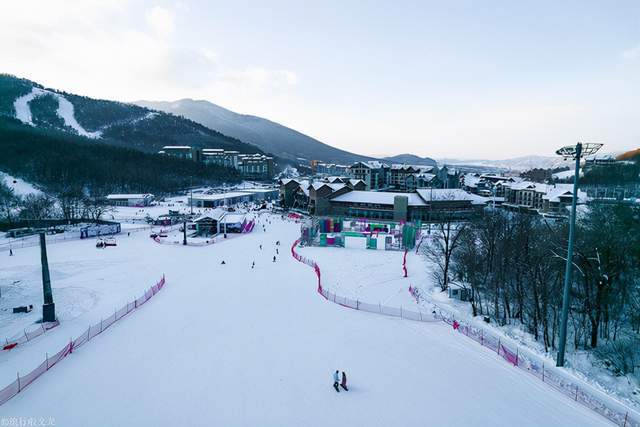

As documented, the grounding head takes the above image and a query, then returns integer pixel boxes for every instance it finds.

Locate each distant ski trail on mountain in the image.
[14,87,102,139]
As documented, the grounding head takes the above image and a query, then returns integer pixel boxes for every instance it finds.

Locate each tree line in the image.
[426,206,640,376]
[0,116,241,194]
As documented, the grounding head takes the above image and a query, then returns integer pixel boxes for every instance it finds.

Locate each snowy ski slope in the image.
[13,87,101,138]
[0,214,610,426]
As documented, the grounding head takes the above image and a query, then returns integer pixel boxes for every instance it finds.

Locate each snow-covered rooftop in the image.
[190,192,252,201]
[220,213,247,224]
[310,182,347,191]
[193,208,226,222]
[415,189,487,205]
[331,191,426,206]
[106,194,154,200]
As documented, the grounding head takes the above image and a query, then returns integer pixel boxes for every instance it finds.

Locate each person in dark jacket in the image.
[333,370,340,392]
[340,371,348,391]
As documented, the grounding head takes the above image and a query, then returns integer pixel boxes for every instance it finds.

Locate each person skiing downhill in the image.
[252,261,255,269]
[333,370,340,392]
[340,371,348,391]
[273,255,276,262]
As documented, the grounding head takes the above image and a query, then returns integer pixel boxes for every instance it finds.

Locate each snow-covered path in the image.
[0,215,609,426]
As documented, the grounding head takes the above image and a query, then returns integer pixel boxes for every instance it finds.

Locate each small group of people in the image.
[332,370,348,393]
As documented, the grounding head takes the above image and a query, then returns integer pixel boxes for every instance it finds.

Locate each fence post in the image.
[481,330,484,346]
[624,411,628,427]
[400,306,403,319]
[497,338,501,355]
[542,362,545,382]
[100,318,103,333]
[17,372,20,392]
[575,385,578,401]
[46,352,49,369]
[516,348,519,366]
[24,329,29,342]
[379,302,382,313]
[356,300,359,310]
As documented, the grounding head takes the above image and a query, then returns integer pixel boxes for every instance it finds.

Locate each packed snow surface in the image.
[0,215,609,426]
[0,172,41,197]
[13,87,101,138]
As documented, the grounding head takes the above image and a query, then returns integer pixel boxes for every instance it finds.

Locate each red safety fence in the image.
[435,310,640,427]
[291,239,640,427]
[0,276,166,407]
[3,321,60,351]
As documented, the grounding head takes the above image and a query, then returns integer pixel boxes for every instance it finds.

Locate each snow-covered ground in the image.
[299,246,424,309]
[0,215,611,426]
[0,172,42,197]
[13,87,101,138]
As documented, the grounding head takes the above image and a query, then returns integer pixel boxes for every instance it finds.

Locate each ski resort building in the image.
[190,188,278,208]
[159,146,201,161]
[238,154,274,180]
[106,193,155,207]
[193,209,226,235]
[158,146,274,179]
[501,182,587,214]
[348,161,390,190]
[313,162,350,176]
[201,149,240,169]
[328,189,486,222]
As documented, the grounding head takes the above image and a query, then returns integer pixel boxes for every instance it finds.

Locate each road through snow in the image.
[0,214,609,426]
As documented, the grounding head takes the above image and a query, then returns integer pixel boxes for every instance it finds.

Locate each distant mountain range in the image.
[0,74,260,155]
[438,155,567,172]
[135,99,377,165]
[382,154,437,167]
[2,74,594,176]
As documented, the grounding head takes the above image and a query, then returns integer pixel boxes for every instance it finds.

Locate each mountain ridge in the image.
[0,74,263,156]
[134,98,378,164]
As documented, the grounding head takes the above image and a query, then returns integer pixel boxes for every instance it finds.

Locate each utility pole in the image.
[189,176,194,216]
[555,142,602,367]
[39,232,56,322]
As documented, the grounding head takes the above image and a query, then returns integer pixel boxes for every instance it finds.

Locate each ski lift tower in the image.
[555,142,602,367]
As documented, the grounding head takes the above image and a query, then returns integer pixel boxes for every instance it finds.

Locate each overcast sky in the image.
[1,0,639,159]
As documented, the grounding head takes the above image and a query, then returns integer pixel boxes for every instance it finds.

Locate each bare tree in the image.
[426,212,466,291]
[19,193,56,220]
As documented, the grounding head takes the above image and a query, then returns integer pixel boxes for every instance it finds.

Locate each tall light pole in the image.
[555,142,602,367]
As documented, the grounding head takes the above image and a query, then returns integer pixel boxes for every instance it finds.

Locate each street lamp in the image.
[555,142,602,367]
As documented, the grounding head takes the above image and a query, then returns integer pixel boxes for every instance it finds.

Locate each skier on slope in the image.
[273,255,276,262]
[252,261,255,269]
[340,371,348,391]
[333,370,340,393]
